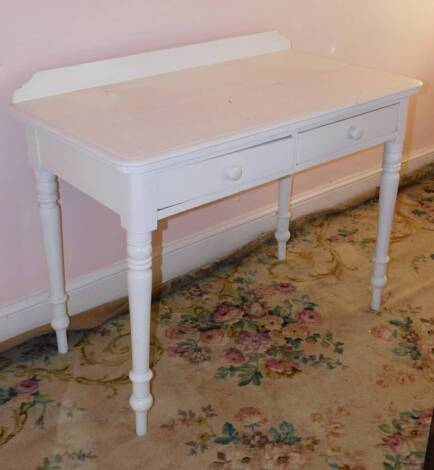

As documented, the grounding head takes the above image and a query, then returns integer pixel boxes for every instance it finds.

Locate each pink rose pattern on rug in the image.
[161,289,345,386]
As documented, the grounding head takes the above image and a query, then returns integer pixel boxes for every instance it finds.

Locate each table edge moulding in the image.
[10,31,422,436]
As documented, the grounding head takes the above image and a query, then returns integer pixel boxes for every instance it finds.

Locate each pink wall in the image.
[1,1,433,305]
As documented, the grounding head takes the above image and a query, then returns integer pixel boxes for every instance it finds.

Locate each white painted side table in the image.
[11,32,422,435]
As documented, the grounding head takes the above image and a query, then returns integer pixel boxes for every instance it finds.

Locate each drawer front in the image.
[297,104,399,165]
[157,137,294,209]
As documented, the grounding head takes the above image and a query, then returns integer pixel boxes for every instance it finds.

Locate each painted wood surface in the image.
[12,47,421,168]
[13,32,290,103]
[156,137,294,209]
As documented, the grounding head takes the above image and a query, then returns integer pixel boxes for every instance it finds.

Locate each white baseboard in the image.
[1,147,433,342]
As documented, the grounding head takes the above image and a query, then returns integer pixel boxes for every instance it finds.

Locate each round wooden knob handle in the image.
[347,125,364,141]
[224,165,243,181]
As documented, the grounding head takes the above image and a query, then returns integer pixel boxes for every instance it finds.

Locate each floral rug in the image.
[1,167,433,470]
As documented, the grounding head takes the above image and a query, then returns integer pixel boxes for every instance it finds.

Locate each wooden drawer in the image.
[297,104,399,165]
[157,137,294,209]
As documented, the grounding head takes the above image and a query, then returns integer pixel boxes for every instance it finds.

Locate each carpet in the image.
[1,166,433,470]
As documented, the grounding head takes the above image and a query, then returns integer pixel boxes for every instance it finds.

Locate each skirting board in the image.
[1,147,433,342]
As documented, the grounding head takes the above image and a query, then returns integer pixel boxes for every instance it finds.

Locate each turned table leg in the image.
[35,170,69,353]
[371,141,403,311]
[275,175,292,260]
[127,231,154,436]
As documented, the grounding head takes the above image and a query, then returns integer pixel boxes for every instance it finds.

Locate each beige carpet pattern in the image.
[0,166,433,470]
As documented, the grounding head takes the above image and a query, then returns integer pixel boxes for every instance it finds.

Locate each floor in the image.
[0,166,433,470]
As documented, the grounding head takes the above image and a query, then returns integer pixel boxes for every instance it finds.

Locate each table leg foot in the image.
[370,255,389,311]
[135,411,146,437]
[370,286,384,312]
[275,176,292,261]
[129,373,153,436]
[55,328,68,354]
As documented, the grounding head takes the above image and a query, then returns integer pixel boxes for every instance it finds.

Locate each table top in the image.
[12,47,421,167]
